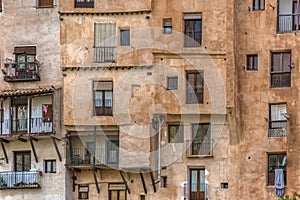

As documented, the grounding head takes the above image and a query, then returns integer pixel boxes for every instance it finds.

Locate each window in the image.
[271,52,291,88]
[94,23,116,63]
[253,0,265,10]
[93,81,113,116]
[184,14,202,47]
[109,184,126,200]
[42,104,53,122]
[38,0,53,8]
[186,71,204,104]
[140,195,145,200]
[78,185,89,199]
[120,29,130,46]
[75,0,94,8]
[163,18,172,34]
[269,103,287,137]
[44,160,56,173]
[190,169,206,200]
[161,176,167,188]
[106,140,119,164]
[191,124,211,156]
[246,54,258,70]
[278,0,300,33]
[167,76,178,90]
[0,0,2,12]
[168,124,184,143]
[267,153,286,186]
[14,151,31,172]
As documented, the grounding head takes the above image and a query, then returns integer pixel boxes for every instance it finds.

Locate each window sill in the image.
[186,155,213,159]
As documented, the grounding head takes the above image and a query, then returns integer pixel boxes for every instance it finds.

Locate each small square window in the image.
[163,19,172,34]
[120,29,130,46]
[79,185,89,199]
[253,0,265,10]
[161,176,167,188]
[246,54,258,70]
[44,159,56,173]
[167,76,178,90]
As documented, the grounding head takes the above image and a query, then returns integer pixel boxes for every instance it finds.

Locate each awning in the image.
[0,86,56,97]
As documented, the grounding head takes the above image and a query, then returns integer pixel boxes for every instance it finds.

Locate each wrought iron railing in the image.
[3,62,40,82]
[269,121,287,137]
[94,46,116,63]
[186,139,213,157]
[0,171,41,189]
[1,118,53,135]
[278,14,300,33]
[271,72,291,88]
[74,0,94,8]
[70,147,118,166]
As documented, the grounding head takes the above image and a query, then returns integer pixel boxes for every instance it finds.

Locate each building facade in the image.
[60,0,236,199]
[235,0,300,199]
[0,0,64,199]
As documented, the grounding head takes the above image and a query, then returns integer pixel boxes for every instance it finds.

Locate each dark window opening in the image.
[253,0,265,10]
[167,76,178,90]
[246,54,258,70]
[186,71,204,104]
[78,185,89,199]
[184,14,202,47]
[75,0,94,8]
[93,81,113,116]
[44,159,56,173]
[163,18,172,34]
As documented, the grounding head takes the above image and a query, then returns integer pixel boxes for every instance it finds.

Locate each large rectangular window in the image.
[253,0,265,10]
[269,103,287,137]
[38,0,53,8]
[14,151,31,172]
[186,71,204,104]
[168,124,184,143]
[94,23,116,63]
[267,153,286,186]
[191,124,211,156]
[93,81,113,116]
[271,52,291,88]
[184,14,202,47]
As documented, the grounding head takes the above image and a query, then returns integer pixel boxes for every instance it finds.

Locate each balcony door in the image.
[14,151,31,172]
[106,140,118,164]
[190,169,206,200]
[293,0,300,30]
[11,97,28,133]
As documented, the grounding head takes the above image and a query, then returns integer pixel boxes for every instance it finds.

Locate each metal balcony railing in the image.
[74,0,94,8]
[278,14,300,33]
[186,139,213,157]
[3,62,40,82]
[0,171,41,189]
[271,72,291,88]
[69,147,118,166]
[1,118,53,135]
[94,46,116,63]
[269,121,287,137]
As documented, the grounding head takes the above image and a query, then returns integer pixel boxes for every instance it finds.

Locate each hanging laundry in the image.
[274,168,285,197]
[43,105,48,114]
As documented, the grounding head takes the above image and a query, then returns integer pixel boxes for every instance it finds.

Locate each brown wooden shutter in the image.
[14,46,36,55]
[38,0,53,8]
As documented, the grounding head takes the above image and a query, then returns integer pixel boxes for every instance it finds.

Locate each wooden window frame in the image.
[78,185,89,199]
[14,151,31,172]
[267,153,287,186]
[270,52,291,88]
[93,81,113,116]
[168,124,184,143]
[184,15,202,47]
[246,54,258,70]
[253,0,265,10]
[37,0,54,8]
[186,71,204,104]
[44,159,56,173]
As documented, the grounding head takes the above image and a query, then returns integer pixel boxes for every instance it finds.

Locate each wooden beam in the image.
[1,142,8,164]
[150,171,157,193]
[52,137,62,162]
[30,137,38,163]
[93,169,100,194]
[72,172,76,192]
[17,136,27,142]
[139,170,147,194]
[119,170,131,194]
[0,138,9,143]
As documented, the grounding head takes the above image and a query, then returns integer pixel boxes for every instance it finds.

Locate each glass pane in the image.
[16,154,23,171]
[119,190,126,200]
[95,91,102,107]
[105,91,112,107]
[27,55,35,63]
[47,161,51,172]
[17,55,26,63]
[191,170,198,192]
[283,53,291,72]
[200,170,205,192]
[272,54,281,72]
[53,161,56,172]
[271,104,286,121]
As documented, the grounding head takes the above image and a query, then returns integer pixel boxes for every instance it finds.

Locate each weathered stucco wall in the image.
[235,0,300,199]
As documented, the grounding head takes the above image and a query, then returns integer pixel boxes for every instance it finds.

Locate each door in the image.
[190,169,206,200]
[106,140,118,164]
[14,151,31,172]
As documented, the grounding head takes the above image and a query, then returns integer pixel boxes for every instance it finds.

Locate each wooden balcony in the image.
[0,171,41,190]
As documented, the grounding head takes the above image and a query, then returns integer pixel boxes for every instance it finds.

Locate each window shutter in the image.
[95,23,116,47]
[270,104,287,121]
[38,0,53,8]
[14,46,36,55]
[93,81,113,90]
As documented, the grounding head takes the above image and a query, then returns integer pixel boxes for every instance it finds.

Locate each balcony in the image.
[3,62,40,82]
[0,171,41,190]
[69,147,118,166]
[1,118,53,135]
[269,121,287,137]
[74,0,94,8]
[186,139,213,157]
[278,14,300,33]
[271,72,291,88]
[94,46,116,63]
